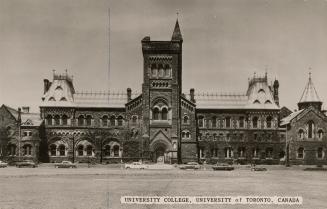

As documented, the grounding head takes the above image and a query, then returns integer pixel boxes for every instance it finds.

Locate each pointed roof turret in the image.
[298,73,322,111]
[171,19,183,42]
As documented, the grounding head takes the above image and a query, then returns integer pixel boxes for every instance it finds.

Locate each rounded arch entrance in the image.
[150,138,173,163]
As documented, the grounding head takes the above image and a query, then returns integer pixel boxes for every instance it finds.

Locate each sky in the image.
[1,0,327,112]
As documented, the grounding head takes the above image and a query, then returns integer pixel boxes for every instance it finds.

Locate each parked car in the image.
[212,163,234,171]
[0,161,8,168]
[125,162,148,169]
[54,161,77,168]
[15,160,37,168]
[179,162,201,170]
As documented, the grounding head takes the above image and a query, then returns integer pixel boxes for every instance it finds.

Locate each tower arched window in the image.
[86,115,92,126]
[151,63,157,77]
[78,115,84,126]
[164,64,171,77]
[161,107,168,120]
[153,108,160,120]
[183,115,189,124]
[307,121,315,138]
[62,115,68,125]
[252,117,258,128]
[266,116,272,128]
[59,145,66,156]
[158,64,164,77]
[54,115,60,126]
[239,116,245,128]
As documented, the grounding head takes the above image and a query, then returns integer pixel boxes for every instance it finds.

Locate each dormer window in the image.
[60,97,67,101]
[55,86,63,90]
[258,89,265,93]
[253,100,260,104]
[49,97,55,101]
[265,100,272,104]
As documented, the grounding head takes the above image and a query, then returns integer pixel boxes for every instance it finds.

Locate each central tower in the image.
[141,20,183,163]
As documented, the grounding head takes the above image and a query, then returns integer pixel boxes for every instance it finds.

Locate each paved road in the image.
[0,166,326,209]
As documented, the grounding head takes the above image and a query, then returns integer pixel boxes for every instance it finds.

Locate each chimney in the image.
[127,88,132,102]
[190,88,195,103]
[22,106,30,113]
[43,79,50,94]
[18,108,21,124]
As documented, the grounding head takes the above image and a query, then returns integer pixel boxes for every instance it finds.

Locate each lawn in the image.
[0,165,326,209]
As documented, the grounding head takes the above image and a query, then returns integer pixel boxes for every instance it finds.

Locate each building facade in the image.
[1,20,326,165]
[281,74,327,165]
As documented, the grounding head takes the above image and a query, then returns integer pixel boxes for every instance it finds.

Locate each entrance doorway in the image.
[154,146,165,164]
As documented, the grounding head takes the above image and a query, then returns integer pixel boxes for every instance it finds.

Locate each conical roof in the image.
[171,19,183,41]
[299,73,321,103]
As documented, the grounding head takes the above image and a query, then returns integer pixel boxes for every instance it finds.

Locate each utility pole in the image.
[18,108,21,161]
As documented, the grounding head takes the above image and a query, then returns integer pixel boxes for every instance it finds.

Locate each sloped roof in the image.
[1,105,42,127]
[280,109,304,126]
[190,93,248,109]
[299,74,321,103]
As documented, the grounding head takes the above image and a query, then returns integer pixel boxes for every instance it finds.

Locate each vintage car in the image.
[54,161,77,168]
[251,166,267,171]
[212,163,234,171]
[179,162,201,170]
[124,162,148,169]
[0,161,8,168]
[15,160,37,168]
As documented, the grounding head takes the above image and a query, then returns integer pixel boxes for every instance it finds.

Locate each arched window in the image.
[62,115,68,125]
[252,117,258,128]
[104,145,110,156]
[86,145,93,156]
[266,147,273,159]
[225,117,231,128]
[317,147,324,159]
[224,147,233,159]
[86,115,92,126]
[113,145,120,157]
[102,115,108,126]
[212,116,217,128]
[297,147,304,159]
[308,121,315,138]
[153,108,160,120]
[46,115,52,126]
[183,115,189,124]
[253,148,259,158]
[198,133,202,141]
[164,64,171,77]
[50,144,56,156]
[158,64,164,77]
[110,116,116,126]
[266,116,272,128]
[298,129,304,139]
[151,63,157,77]
[8,144,16,156]
[238,147,245,158]
[318,129,324,139]
[198,116,204,128]
[54,115,60,125]
[186,132,190,138]
[78,145,84,156]
[23,144,32,156]
[213,133,217,141]
[161,108,168,120]
[78,115,84,126]
[117,116,124,126]
[59,145,65,156]
[239,116,244,128]
[182,131,186,138]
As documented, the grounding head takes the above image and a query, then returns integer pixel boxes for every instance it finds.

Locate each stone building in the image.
[281,74,327,165]
[0,105,42,162]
